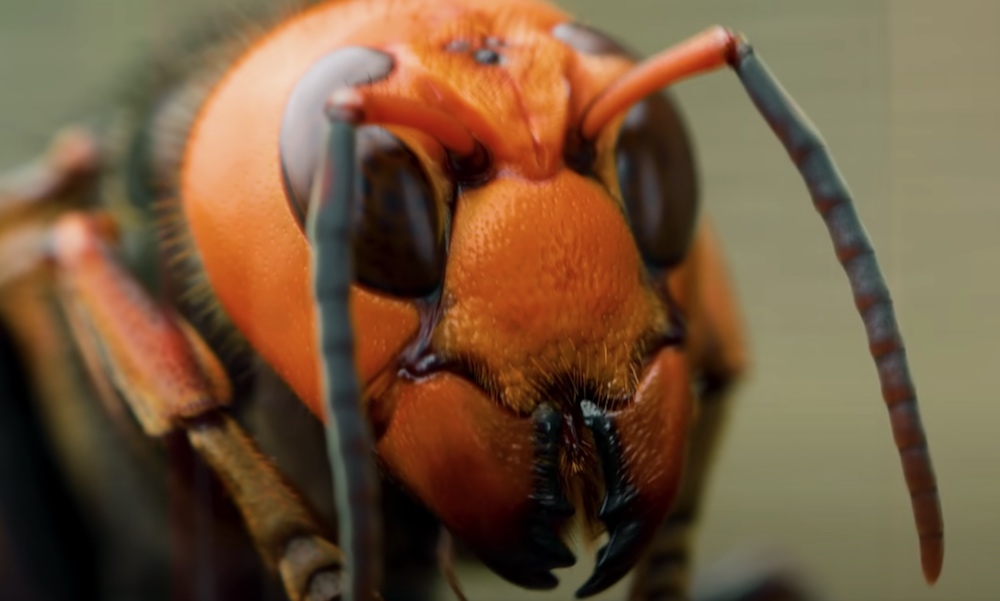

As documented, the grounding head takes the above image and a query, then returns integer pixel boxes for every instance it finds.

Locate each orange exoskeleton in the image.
[0,0,943,600]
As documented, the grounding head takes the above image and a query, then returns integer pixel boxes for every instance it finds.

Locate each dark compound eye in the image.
[280,47,446,298]
[614,92,699,268]
[552,22,700,267]
[284,125,446,298]
[280,46,395,223]
[351,127,445,297]
[551,22,631,57]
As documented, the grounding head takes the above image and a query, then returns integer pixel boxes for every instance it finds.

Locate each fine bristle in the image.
[92,1,328,373]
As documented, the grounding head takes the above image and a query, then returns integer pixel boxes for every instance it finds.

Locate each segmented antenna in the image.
[728,37,944,583]
[581,25,944,584]
[307,113,381,601]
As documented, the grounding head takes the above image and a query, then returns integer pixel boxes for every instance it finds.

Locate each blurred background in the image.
[1,1,997,600]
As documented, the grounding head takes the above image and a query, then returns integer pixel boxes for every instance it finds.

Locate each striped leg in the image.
[1,180,347,600]
[48,213,349,601]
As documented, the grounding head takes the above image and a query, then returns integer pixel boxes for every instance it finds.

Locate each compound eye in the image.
[280,46,395,222]
[279,46,446,298]
[352,127,445,297]
[282,125,445,298]
[614,93,698,268]
[551,22,631,57]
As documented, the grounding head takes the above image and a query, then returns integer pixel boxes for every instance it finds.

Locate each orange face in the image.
[182,0,701,594]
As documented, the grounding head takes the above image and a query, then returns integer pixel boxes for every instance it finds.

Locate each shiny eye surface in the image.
[551,22,630,57]
[280,46,396,220]
[614,92,698,268]
[280,47,446,298]
[351,127,445,298]
[282,125,446,298]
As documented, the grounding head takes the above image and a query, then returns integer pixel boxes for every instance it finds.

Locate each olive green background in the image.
[1,1,997,600]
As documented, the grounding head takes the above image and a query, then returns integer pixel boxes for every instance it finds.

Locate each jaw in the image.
[373,346,693,597]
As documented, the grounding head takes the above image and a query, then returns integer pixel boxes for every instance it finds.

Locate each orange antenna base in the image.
[327,88,478,156]
[581,26,738,140]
